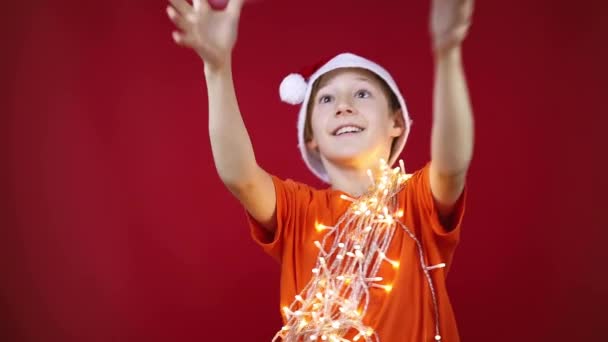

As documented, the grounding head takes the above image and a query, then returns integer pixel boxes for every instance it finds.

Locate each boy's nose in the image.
[336,108,354,116]
[335,102,355,116]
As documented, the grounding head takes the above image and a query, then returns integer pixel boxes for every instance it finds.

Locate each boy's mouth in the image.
[333,125,365,136]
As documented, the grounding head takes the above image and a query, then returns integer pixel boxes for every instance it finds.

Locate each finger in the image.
[227,0,245,15]
[168,0,193,16]
[166,6,192,32]
[459,0,474,21]
[451,24,470,43]
[172,31,197,48]
[192,0,210,12]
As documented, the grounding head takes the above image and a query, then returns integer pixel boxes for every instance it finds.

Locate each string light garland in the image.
[273,159,446,342]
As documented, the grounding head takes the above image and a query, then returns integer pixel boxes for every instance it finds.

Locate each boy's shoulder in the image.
[269,174,333,200]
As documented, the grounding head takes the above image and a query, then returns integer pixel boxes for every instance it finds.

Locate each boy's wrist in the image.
[203,56,232,78]
[433,45,462,65]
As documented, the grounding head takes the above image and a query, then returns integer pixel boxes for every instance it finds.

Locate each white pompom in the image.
[279,73,308,105]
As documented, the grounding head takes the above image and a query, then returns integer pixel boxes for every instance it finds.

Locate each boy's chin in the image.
[321,150,383,170]
[321,148,361,161]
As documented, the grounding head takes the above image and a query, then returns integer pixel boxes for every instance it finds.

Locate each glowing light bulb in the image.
[367,169,375,185]
[379,251,400,268]
[315,222,331,232]
[426,263,446,271]
[340,194,356,202]
[365,277,383,282]
[371,283,393,292]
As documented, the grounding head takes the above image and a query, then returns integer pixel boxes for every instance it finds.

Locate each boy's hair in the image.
[303,71,402,143]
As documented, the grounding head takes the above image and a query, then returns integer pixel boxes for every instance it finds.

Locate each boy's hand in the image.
[430,0,474,56]
[167,0,244,71]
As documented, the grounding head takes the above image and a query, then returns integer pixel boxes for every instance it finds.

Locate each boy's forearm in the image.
[431,47,474,176]
[205,62,258,186]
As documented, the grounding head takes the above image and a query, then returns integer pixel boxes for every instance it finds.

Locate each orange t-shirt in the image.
[248,162,466,341]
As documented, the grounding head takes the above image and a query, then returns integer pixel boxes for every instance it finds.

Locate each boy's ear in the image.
[306,138,320,156]
[390,109,405,138]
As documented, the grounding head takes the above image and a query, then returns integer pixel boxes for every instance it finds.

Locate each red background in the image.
[2,0,607,341]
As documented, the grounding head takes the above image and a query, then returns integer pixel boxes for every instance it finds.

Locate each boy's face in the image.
[307,68,404,170]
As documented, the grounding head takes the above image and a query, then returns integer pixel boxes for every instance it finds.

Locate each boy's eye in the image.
[355,90,371,98]
[319,95,333,104]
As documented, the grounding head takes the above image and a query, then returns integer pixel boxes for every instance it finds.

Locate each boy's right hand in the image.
[167,0,244,71]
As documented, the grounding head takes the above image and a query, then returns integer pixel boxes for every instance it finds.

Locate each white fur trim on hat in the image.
[280,52,413,183]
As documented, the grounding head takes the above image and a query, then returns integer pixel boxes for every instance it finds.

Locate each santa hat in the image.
[279,52,412,183]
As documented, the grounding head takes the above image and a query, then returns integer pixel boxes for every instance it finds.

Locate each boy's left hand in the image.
[430,0,474,55]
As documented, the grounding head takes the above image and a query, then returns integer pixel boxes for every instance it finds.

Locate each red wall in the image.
[2,1,606,341]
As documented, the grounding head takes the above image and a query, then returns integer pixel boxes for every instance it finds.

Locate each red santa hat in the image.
[279,52,413,183]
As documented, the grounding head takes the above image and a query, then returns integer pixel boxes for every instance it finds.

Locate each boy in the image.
[166,0,474,340]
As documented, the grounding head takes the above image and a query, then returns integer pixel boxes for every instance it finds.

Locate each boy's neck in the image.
[325,161,382,198]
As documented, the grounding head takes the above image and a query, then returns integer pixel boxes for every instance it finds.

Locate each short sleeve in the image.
[245,175,313,263]
[406,162,467,241]
[402,162,467,275]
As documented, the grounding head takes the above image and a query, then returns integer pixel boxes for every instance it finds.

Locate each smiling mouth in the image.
[333,125,365,136]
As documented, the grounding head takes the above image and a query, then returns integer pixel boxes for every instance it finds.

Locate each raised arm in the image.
[428,0,475,217]
[167,0,277,231]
